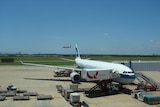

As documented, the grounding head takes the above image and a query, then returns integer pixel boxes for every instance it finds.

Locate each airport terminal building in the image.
[124,61,160,71]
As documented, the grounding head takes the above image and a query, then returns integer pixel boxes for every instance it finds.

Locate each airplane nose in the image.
[120,73,135,79]
[131,74,136,79]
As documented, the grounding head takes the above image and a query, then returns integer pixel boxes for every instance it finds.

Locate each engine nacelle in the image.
[70,72,81,83]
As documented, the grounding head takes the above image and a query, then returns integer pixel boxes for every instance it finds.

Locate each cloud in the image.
[99,47,108,51]
[103,33,109,36]
[150,39,160,45]
[150,40,154,43]
[156,41,160,45]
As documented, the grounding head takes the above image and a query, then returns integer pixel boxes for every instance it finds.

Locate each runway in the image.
[0,66,160,107]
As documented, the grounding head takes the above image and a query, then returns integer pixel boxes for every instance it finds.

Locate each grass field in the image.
[0,55,160,65]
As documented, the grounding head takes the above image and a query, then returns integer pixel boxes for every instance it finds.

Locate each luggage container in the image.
[56,85,63,93]
[37,95,53,100]
[64,89,74,101]
[61,88,66,97]
[13,96,30,101]
[70,93,80,103]
[143,95,160,105]
[0,96,6,101]
[70,84,78,91]
[23,92,38,96]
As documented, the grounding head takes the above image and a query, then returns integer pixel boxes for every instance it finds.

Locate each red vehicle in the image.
[137,83,157,91]
[143,85,156,91]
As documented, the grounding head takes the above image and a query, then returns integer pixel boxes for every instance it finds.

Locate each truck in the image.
[131,89,160,105]
[81,69,120,81]
[131,90,146,100]
[7,85,17,91]
[107,83,119,92]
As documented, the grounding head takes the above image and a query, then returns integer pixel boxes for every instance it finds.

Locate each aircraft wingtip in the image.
[19,60,23,64]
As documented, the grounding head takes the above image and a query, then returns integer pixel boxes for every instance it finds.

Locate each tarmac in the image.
[0,66,160,107]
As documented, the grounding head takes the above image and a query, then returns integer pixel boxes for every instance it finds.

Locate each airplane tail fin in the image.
[75,44,80,58]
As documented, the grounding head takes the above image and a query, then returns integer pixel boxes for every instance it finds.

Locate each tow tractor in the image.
[7,85,17,91]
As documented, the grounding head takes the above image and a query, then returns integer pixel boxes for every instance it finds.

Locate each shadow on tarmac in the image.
[24,78,71,82]
[24,78,132,98]
[85,87,132,98]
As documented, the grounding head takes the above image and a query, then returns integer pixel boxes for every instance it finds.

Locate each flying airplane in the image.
[63,45,71,48]
[21,45,135,89]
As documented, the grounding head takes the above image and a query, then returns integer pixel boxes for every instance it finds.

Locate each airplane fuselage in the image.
[75,57,135,84]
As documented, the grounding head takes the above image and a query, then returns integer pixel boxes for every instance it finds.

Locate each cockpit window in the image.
[123,71,127,73]
[123,71,134,73]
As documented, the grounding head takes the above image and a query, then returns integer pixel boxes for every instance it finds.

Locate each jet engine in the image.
[70,71,81,83]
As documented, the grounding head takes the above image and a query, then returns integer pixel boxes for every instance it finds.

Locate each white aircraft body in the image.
[75,57,135,84]
[21,45,135,85]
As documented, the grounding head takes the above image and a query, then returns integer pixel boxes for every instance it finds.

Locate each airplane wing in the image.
[60,58,74,62]
[20,60,82,71]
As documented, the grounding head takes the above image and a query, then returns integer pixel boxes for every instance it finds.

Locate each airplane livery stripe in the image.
[120,74,136,79]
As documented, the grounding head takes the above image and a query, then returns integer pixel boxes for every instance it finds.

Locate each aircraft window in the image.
[123,71,127,73]
[123,71,134,73]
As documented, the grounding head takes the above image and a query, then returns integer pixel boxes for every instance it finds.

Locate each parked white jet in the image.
[21,45,135,85]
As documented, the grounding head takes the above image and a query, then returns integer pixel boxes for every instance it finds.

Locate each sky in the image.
[0,0,160,55]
